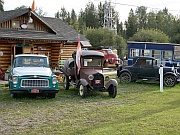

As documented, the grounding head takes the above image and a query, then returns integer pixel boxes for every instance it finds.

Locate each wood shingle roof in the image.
[0,8,89,43]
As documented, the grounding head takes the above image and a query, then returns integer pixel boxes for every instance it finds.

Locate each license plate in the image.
[95,80,101,84]
[31,89,39,93]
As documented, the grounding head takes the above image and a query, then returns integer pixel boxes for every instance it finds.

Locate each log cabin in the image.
[0,8,91,73]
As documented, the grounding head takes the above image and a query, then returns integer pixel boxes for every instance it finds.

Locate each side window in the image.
[140,59,152,67]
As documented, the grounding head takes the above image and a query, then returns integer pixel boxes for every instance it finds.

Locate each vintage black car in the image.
[117,56,179,87]
[60,50,118,98]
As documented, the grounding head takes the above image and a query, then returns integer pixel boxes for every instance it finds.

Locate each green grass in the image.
[0,80,180,135]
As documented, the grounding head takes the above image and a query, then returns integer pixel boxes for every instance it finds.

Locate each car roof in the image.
[133,56,155,60]
[14,54,47,58]
[72,50,104,58]
[82,50,104,57]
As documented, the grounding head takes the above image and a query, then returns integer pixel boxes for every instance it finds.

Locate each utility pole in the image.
[103,0,117,33]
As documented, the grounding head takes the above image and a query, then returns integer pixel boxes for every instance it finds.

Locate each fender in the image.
[79,79,93,89]
[59,67,69,76]
[119,69,132,77]
[105,79,118,88]
[117,65,123,77]
[79,78,89,86]
[164,72,177,77]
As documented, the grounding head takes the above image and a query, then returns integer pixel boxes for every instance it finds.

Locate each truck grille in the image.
[21,79,49,88]
[91,73,104,89]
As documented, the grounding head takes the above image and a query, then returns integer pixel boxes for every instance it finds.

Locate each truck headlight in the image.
[88,75,94,80]
[52,75,57,84]
[12,76,18,84]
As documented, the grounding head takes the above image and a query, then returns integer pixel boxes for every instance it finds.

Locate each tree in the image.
[83,27,127,58]
[84,2,99,28]
[129,29,170,43]
[35,7,47,17]
[125,9,138,39]
[97,2,104,27]
[135,6,147,29]
[147,11,157,29]
[171,19,180,44]
[70,9,78,30]
[78,9,86,34]
[0,0,4,11]
[117,22,126,39]
[15,5,28,10]
[55,7,71,24]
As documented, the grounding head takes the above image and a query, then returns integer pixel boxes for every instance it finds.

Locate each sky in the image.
[3,0,180,22]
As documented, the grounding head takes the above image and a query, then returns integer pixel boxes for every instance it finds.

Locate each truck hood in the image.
[12,67,52,76]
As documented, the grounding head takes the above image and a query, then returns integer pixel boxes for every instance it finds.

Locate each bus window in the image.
[162,51,172,60]
[152,50,161,59]
[174,50,180,60]
[130,49,139,57]
[141,49,151,57]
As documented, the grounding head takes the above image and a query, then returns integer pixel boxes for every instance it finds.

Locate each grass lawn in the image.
[0,80,180,135]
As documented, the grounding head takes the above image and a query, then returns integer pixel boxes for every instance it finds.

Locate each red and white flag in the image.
[76,35,82,74]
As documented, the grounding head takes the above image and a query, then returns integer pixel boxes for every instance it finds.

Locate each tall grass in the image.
[0,81,180,135]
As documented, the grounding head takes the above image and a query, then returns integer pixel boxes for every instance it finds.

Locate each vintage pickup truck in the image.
[9,54,59,98]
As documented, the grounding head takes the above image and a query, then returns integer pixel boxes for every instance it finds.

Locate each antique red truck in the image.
[97,49,121,67]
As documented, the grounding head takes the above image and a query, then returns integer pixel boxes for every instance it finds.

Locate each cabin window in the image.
[12,20,20,28]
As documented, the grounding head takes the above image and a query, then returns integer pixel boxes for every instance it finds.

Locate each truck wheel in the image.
[119,72,131,83]
[79,84,87,98]
[63,75,69,90]
[11,93,18,98]
[108,85,117,98]
[163,75,176,87]
[48,93,56,98]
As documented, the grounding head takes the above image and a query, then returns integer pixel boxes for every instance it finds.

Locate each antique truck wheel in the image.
[108,85,117,98]
[48,93,56,99]
[10,93,18,98]
[63,75,69,90]
[79,84,87,98]
[119,72,131,83]
[163,75,176,87]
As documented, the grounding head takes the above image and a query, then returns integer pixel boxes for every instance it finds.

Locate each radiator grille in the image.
[21,79,49,88]
[91,73,104,89]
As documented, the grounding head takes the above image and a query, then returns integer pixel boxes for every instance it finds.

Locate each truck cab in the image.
[97,49,121,67]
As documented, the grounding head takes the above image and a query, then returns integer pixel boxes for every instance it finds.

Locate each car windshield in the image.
[83,58,102,67]
[14,56,49,68]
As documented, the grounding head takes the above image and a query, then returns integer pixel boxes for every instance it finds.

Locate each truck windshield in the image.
[83,58,102,67]
[14,56,49,68]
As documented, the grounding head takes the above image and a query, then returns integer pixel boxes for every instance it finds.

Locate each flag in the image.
[31,0,35,11]
[76,35,82,74]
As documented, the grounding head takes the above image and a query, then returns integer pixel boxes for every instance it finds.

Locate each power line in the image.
[94,0,180,13]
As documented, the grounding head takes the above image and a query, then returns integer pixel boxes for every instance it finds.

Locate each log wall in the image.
[61,45,77,60]
[0,44,11,72]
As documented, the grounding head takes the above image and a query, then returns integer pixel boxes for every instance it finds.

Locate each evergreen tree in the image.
[147,11,157,29]
[125,9,138,39]
[135,6,147,29]
[0,0,4,11]
[84,2,99,28]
